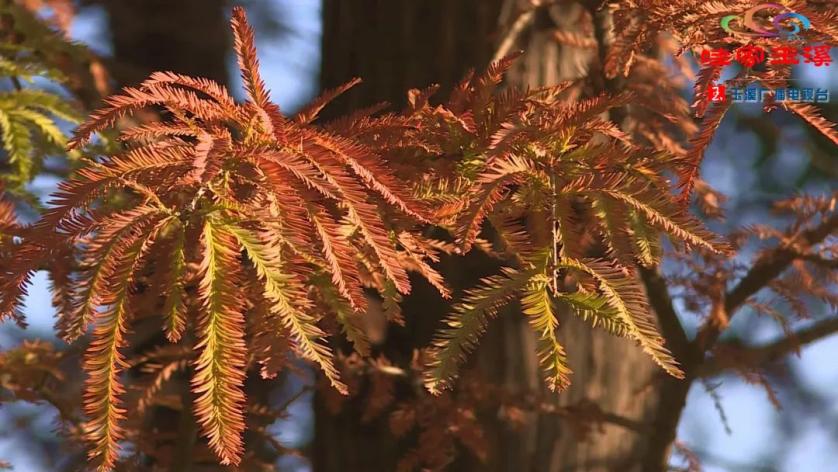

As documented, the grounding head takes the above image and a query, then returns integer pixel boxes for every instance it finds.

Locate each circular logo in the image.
[720,3,811,38]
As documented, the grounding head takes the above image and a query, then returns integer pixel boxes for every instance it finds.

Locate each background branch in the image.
[641,213,837,471]
[695,213,838,351]
[639,266,693,364]
[492,1,555,62]
[700,317,838,378]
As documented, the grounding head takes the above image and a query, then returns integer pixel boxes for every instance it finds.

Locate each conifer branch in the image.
[560,257,684,378]
[425,267,534,394]
[2,4,834,470]
[192,220,247,465]
[521,274,572,391]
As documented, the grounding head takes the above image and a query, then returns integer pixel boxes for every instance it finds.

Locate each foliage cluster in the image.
[0,2,835,471]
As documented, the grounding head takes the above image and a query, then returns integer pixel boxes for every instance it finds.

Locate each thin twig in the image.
[277,384,315,413]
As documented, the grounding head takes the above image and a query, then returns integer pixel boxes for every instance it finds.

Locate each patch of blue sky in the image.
[790,333,838,399]
[227,0,322,113]
[679,378,781,470]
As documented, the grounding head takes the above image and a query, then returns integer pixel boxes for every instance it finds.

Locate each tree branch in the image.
[699,317,838,377]
[637,265,702,472]
[639,266,693,364]
[640,213,837,471]
[493,1,554,62]
[695,213,838,351]
[798,253,838,269]
[539,399,650,434]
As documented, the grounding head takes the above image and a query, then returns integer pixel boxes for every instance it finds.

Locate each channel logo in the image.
[720,3,811,39]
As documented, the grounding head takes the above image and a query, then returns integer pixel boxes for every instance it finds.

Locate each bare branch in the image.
[492,2,550,62]
[639,266,694,364]
[638,266,701,472]
[798,253,838,269]
[537,398,650,434]
[700,317,838,377]
[726,213,838,313]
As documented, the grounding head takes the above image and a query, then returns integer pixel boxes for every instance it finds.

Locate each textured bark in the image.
[315,1,663,471]
[318,0,502,120]
[99,0,230,87]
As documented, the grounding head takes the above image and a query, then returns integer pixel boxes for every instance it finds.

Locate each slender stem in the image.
[277,384,315,412]
[550,170,560,294]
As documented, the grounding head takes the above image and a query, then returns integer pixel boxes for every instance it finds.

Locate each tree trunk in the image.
[315,1,663,471]
[99,0,230,87]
